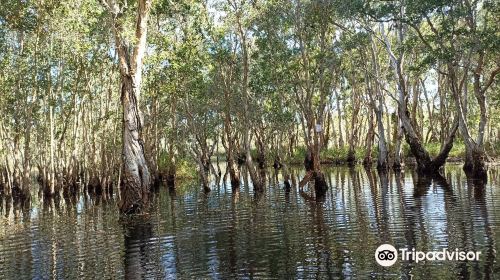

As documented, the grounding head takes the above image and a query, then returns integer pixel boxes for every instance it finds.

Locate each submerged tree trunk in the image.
[367,39,389,170]
[192,147,211,193]
[227,151,240,188]
[120,76,151,213]
[293,3,329,198]
[233,3,264,192]
[449,63,489,180]
[397,94,459,174]
[381,22,458,175]
[255,133,266,169]
[101,0,153,214]
[222,110,240,188]
[312,133,328,197]
[300,148,327,198]
[375,100,389,170]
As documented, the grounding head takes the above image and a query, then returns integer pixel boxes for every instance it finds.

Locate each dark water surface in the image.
[0,165,499,279]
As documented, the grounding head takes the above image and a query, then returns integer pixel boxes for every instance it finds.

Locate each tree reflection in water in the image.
[0,165,498,279]
[123,220,154,279]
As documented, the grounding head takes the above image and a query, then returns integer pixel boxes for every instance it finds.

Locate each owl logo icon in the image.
[375,244,398,267]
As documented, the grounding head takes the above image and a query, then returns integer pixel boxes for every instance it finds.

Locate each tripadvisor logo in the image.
[375,244,398,267]
[375,244,481,267]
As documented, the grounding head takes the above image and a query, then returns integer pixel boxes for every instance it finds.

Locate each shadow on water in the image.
[0,165,499,279]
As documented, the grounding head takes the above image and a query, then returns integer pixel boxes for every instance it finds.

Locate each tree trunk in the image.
[381,22,458,174]
[375,100,389,170]
[119,76,150,213]
[347,86,360,166]
[255,133,266,169]
[48,71,56,197]
[363,111,374,166]
[191,148,210,193]
[223,112,240,188]
[421,78,437,143]
[235,7,264,192]
[101,0,153,213]
[448,61,488,180]
[334,89,344,148]
[368,39,389,170]
[393,115,403,170]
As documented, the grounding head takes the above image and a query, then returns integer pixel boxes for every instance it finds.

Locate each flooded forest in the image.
[0,0,499,279]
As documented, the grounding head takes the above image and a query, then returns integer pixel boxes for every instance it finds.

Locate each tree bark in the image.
[448,63,488,180]
[393,114,403,170]
[101,0,153,213]
[363,110,375,166]
[334,89,344,148]
[119,75,151,213]
[346,80,361,166]
[221,98,240,188]
[368,39,389,170]
[191,146,211,193]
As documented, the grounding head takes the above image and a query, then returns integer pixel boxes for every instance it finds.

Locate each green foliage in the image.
[288,146,307,164]
[158,150,196,178]
[322,146,379,162]
[176,159,197,179]
[403,141,467,158]
[287,145,380,164]
[321,147,350,161]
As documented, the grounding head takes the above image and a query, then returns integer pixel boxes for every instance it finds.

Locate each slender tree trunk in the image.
[234,8,263,192]
[347,84,360,166]
[166,96,177,187]
[334,89,344,148]
[223,111,240,188]
[323,111,331,149]
[368,39,389,170]
[411,79,420,139]
[375,100,389,170]
[48,69,56,196]
[421,78,436,143]
[393,115,403,170]
[448,63,488,180]
[255,132,266,169]
[384,102,392,146]
[191,147,211,193]
[363,110,375,166]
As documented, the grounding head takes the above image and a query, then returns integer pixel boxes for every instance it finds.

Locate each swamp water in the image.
[0,165,499,279]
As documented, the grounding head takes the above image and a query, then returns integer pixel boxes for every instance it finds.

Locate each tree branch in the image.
[481,66,500,94]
